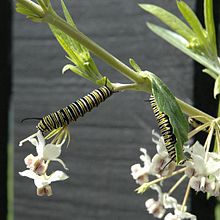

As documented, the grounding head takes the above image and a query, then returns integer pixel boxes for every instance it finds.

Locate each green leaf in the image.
[147,22,220,79]
[49,1,103,83]
[204,0,217,57]
[61,0,76,27]
[96,77,113,89]
[16,2,43,22]
[147,72,189,164]
[62,64,91,80]
[176,1,208,48]
[139,4,195,42]
[60,0,84,52]
[129,58,142,72]
[214,75,220,98]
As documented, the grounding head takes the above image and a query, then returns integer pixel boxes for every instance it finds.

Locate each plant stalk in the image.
[17,0,216,123]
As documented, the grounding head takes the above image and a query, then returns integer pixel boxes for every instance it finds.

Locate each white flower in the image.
[212,181,220,197]
[188,142,207,176]
[23,130,68,170]
[37,185,53,196]
[152,130,167,154]
[145,198,165,219]
[19,169,69,196]
[131,164,149,185]
[189,176,215,193]
[187,141,220,177]
[164,213,180,220]
[151,154,176,177]
[139,148,152,167]
[131,148,152,185]
[162,193,178,209]
[174,204,197,220]
[164,204,197,220]
[185,141,220,195]
[152,131,176,176]
[24,154,47,175]
[150,184,177,209]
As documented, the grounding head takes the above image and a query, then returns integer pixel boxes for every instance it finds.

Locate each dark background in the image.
[1,0,219,219]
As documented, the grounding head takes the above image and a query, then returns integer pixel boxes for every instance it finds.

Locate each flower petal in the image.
[19,170,51,188]
[49,171,69,182]
[164,213,179,220]
[207,155,220,174]
[163,193,177,209]
[51,158,68,170]
[140,148,151,167]
[174,204,197,219]
[191,154,206,175]
[34,177,51,188]
[28,138,39,148]
[43,144,61,160]
[19,169,38,179]
[192,141,205,158]
[36,131,45,156]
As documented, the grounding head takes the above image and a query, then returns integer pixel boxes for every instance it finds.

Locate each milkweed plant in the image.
[16,0,220,219]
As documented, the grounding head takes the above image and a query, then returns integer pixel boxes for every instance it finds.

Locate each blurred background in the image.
[1,0,219,219]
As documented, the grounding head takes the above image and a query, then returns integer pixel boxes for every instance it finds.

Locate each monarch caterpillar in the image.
[149,95,177,162]
[37,86,113,133]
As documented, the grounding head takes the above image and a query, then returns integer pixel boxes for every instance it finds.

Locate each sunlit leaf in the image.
[176,0,207,48]
[62,64,91,81]
[147,22,220,78]
[204,0,217,57]
[139,4,195,41]
[61,0,76,27]
[49,1,102,82]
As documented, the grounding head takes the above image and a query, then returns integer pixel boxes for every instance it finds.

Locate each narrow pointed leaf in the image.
[60,0,84,52]
[62,64,91,80]
[61,0,76,28]
[147,22,220,78]
[129,58,142,72]
[176,1,207,46]
[204,0,217,56]
[48,1,102,82]
[147,72,189,164]
[139,4,195,41]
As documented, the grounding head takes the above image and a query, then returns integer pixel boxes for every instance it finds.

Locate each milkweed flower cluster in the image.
[19,130,69,196]
[185,142,220,196]
[130,130,220,220]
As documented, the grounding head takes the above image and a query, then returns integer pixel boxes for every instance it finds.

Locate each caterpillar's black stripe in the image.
[37,86,113,132]
[149,95,177,162]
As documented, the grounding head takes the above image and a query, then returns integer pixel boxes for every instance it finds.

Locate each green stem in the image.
[16,0,216,122]
[112,82,150,92]
[46,14,146,85]
[177,98,215,122]
[214,97,220,150]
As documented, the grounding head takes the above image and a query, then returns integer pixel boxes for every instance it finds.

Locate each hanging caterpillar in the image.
[36,86,113,133]
[149,95,177,162]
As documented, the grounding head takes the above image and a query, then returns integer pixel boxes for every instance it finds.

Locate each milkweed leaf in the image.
[147,23,220,78]
[146,72,189,164]
[139,4,195,42]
